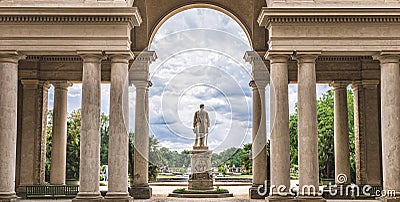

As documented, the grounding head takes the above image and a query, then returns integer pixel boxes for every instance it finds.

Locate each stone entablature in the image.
[0,0,133,7]
[259,8,400,54]
[0,7,141,55]
[266,0,400,8]
[16,55,380,83]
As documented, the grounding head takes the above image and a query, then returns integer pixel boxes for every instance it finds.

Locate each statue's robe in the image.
[193,109,210,134]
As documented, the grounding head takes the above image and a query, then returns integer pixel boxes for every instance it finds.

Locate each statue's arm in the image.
[206,112,210,127]
[193,112,197,128]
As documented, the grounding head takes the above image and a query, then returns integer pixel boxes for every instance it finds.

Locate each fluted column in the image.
[267,51,292,200]
[374,52,400,200]
[0,51,24,201]
[294,52,324,200]
[331,81,351,185]
[105,52,133,202]
[50,81,72,185]
[245,51,268,199]
[131,51,156,199]
[74,52,103,201]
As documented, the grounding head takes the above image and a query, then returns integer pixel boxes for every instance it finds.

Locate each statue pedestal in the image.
[188,148,213,190]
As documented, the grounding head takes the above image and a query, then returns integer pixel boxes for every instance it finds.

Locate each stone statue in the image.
[193,104,210,147]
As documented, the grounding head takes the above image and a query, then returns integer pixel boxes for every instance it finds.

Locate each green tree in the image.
[240,143,252,174]
[289,106,298,166]
[211,147,242,167]
[288,89,355,181]
[148,135,165,168]
[100,113,109,166]
[128,132,134,186]
[317,90,335,178]
[65,110,81,180]
[45,110,53,182]
[347,90,356,183]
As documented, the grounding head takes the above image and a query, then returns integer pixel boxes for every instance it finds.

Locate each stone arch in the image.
[132,0,267,52]
[147,3,253,49]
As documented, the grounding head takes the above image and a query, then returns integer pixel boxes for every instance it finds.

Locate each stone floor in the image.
[16,185,380,202]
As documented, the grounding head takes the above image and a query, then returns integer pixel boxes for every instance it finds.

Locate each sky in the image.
[48,8,331,153]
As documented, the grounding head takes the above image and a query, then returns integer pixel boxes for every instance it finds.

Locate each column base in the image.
[130,186,152,199]
[0,192,17,202]
[379,197,400,202]
[104,192,132,202]
[267,196,296,201]
[73,191,103,202]
[15,186,26,198]
[103,197,133,202]
[0,199,17,202]
[296,196,326,202]
[249,185,267,199]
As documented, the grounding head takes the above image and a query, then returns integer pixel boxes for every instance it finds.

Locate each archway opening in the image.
[146,7,256,195]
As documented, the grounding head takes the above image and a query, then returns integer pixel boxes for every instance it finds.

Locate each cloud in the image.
[148,8,254,152]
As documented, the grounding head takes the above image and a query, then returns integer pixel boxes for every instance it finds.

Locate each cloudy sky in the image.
[48,8,331,153]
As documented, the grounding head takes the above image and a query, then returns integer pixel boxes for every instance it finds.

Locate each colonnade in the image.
[0,50,399,201]
[0,50,156,201]
[245,50,400,201]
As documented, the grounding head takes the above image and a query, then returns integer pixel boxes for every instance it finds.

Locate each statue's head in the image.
[200,104,205,109]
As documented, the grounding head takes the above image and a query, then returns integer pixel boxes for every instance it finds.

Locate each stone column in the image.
[131,51,156,200]
[267,51,292,200]
[18,80,50,191]
[331,81,351,185]
[73,52,104,202]
[352,80,382,186]
[294,52,324,200]
[50,81,72,185]
[244,51,268,199]
[0,51,24,201]
[374,53,400,200]
[104,52,133,202]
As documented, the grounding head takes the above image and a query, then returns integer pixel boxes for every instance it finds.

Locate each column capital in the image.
[21,80,39,89]
[292,51,321,64]
[330,81,349,90]
[132,80,151,89]
[244,51,263,63]
[22,80,51,90]
[135,51,157,63]
[352,80,380,90]
[362,80,379,89]
[245,51,269,84]
[107,51,134,64]
[244,51,267,70]
[249,80,257,88]
[77,51,105,63]
[249,80,268,89]
[351,81,362,91]
[265,51,292,64]
[373,51,400,64]
[130,51,157,82]
[0,51,25,64]
[39,81,51,90]
[52,81,73,90]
